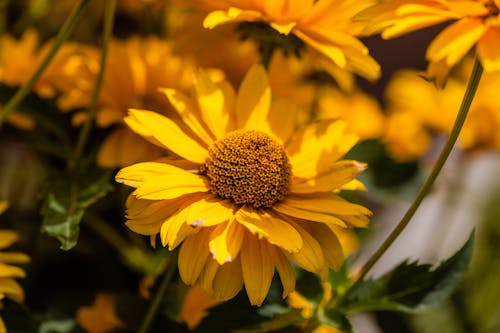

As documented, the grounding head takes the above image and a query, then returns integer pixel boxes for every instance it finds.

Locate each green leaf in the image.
[320,308,354,333]
[232,309,305,333]
[41,170,113,250]
[341,232,474,314]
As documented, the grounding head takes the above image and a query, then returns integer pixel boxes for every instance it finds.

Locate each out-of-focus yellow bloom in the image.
[359,0,500,85]
[202,0,381,81]
[315,87,386,141]
[116,65,371,306]
[69,36,195,168]
[0,201,30,333]
[75,293,124,333]
[383,59,500,161]
[0,29,86,129]
[179,285,222,330]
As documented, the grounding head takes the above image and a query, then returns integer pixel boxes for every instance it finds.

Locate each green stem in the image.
[72,0,116,165]
[0,0,90,127]
[137,252,178,333]
[340,57,484,304]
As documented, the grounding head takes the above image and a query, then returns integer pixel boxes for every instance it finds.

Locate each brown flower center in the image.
[200,130,291,208]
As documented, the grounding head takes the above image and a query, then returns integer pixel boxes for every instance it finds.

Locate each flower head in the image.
[359,0,500,85]
[202,0,381,82]
[116,65,371,306]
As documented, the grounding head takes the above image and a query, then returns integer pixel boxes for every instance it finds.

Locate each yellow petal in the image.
[212,256,244,301]
[159,200,197,250]
[285,221,325,274]
[0,253,30,264]
[160,88,214,146]
[291,161,366,193]
[427,18,486,65]
[286,119,358,178]
[0,278,24,303]
[267,98,301,145]
[203,8,262,29]
[280,194,372,216]
[308,223,344,271]
[178,230,211,285]
[0,201,8,215]
[236,65,272,132]
[0,230,18,249]
[209,220,244,264]
[236,207,302,253]
[186,196,234,227]
[125,109,209,164]
[477,27,500,72]
[270,22,296,35]
[293,30,346,68]
[272,203,347,227]
[0,263,25,279]
[116,162,209,200]
[240,235,275,306]
[194,70,232,139]
[199,258,219,293]
[180,286,222,330]
[272,247,296,298]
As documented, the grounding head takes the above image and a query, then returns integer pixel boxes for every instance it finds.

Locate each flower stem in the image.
[341,57,483,302]
[0,0,90,127]
[137,252,178,333]
[72,0,116,167]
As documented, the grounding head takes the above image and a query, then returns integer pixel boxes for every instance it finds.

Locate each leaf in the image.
[341,231,474,314]
[320,308,354,333]
[232,309,305,333]
[41,170,113,250]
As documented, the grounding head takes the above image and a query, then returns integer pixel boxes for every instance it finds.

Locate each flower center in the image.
[201,130,291,208]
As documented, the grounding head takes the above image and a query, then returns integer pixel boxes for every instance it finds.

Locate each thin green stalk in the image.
[73,0,116,165]
[0,0,90,127]
[137,253,178,333]
[339,57,484,305]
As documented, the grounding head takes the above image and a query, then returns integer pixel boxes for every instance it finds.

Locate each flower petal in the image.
[186,197,234,227]
[194,70,232,139]
[125,109,209,164]
[212,257,244,301]
[285,221,325,274]
[203,8,263,29]
[179,230,211,285]
[272,247,296,298]
[236,65,272,132]
[236,207,302,253]
[160,88,214,146]
[240,235,275,306]
[279,193,372,217]
[286,119,358,179]
[267,98,301,145]
[290,161,366,193]
[427,18,486,66]
[116,162,209,200]
[209,220,244,264]
[477,27,500,72]
[308,223,344,271]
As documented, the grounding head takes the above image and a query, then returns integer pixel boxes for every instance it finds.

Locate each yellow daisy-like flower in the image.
[383,59,500,161]
[69,36,195,168]
[202,0,381,81]
[116,65,371,306]
[0,201,30,333]
[358,0,500,85]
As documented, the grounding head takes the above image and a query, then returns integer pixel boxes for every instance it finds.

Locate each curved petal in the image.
[116,162,209,200]
[267,98,301,145]
[0,278,24,303]
[236,65,272,133]
[290,161,366,193]
[186,196,234,227]
[285,221,325,274]
[125,109,209,164]
[308,223,344,271]
[236,207,302,253]
[178,229,211,285]
[477,27,500,72]
[0,263,26,278]
[160,88,214,146]
[212,256,244,301]
[272,247,296,298]
[279,193,372,217]
[209,220,244,264]
[240,234,275,306]
[285,119,358,179]
[0,230,19,248]
[199,257,218,293]
[203,8,263,29]
[426,18,486,65]
[194,70,232,139]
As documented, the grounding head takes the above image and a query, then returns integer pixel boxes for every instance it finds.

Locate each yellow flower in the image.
[359,0,500,85]
[0,201,30,333]
[116,65,371,306]
[75,293,125,333]
[383,59,500,161]
[69,36,195,168]
[202,0,381,81]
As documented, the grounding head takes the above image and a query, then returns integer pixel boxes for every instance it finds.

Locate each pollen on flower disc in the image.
[201,130,291,208]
